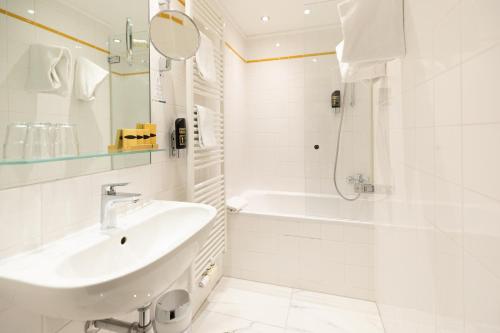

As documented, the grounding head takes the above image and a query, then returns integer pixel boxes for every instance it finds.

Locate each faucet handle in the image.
[102,182,129,195]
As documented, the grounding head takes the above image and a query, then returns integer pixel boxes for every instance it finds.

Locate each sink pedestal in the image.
[85,304,153,333]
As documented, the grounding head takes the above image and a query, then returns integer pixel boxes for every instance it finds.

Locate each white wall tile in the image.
[433,4,462,74]
[373,1,500,332]
[435,179,462,243]
[41,175,99,243]
[462,45,500,124]
[226,214,375,301]
[434,67,461,126]
[461,0,500,61]
[464,253,500,333]
[463,124,500,201]
[0,184,41,257]
[463,189,500,277]
[435,125,461,184]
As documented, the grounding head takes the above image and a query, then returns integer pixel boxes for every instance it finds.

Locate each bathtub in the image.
[240,190,373,223]
[225,190,376,301]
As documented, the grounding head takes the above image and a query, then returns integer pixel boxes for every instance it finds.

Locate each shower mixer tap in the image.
[346,174,368,185]
[347,174,375,194]
[354,183,375,194]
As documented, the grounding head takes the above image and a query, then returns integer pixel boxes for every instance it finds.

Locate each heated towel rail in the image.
[186,0,226,284]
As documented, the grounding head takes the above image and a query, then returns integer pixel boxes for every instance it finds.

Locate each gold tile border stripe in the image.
[247,51,337,63]
[111,71,149,77]
[0,7,109,54]
[159,12,184,25]
[224,42,247,63]
[224,42,336,64]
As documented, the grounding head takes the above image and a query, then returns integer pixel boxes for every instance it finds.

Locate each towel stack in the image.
[26,44,108,101]
[27,44,72,96]
[336,0,406,82]
[74,57,109,101]
[195,105,218,148]
[195,32,217,83]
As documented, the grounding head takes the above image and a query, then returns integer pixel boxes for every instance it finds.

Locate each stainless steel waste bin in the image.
[154,289,192,333]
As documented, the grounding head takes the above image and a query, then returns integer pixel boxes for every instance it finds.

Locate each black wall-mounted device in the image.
[175,118,187,149]
[171,118,187,158]
[332,90,341,110]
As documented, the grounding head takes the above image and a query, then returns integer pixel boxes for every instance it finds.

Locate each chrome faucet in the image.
[100,183,141,230]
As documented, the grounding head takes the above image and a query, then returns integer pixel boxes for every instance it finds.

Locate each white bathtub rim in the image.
[233,189,374,226]
[233,209,374,226]
[240,189,372,202]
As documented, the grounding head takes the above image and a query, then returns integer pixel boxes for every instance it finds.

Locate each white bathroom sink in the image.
[0,200,216,320]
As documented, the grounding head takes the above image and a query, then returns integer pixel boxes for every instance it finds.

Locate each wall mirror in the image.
[0,0,152,189]
[150,10,200,60]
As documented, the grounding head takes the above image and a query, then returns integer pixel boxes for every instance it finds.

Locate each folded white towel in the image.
[336,41,386,82]
[26,44,72,96]
[74,57,109,102]
[196,105,218,148]
[337,0,405,64]
[195,32,217,83]
[227,196,248,213]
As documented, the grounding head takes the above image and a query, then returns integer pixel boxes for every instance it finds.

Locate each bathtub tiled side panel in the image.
[224,214,375,301]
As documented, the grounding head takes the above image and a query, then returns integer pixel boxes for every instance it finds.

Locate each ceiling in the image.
[218,0,342,38]
[60,0,150,32]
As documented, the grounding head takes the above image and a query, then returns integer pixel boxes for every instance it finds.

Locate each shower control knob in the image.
[314,145,319,150]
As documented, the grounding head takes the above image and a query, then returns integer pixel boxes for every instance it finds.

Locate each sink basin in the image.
[0,200,216,320]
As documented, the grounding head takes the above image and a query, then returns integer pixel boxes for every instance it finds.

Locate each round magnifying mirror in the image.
[150,10,200,60]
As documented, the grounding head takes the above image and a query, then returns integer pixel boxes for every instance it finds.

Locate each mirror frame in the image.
[150,9,201,61]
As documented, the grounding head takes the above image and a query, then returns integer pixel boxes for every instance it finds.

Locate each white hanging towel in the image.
[195,32,217,83]
[226,196,249,213]
[196,105,218,148]
[74,57,109,102]
[337,0,405,64]
[26,44,72,96]
[336,41,386,82]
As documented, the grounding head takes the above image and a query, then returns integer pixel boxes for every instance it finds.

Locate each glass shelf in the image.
[0,148,167,166]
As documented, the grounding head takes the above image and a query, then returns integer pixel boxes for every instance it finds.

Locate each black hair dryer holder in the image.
[171,118,187,158]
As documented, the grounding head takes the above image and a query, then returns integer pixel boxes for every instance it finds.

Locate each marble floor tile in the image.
[194,278,384,333]
[286,291,384,333]
[291,289,380,316]
[204,278,292,327]
[192,311,286,333]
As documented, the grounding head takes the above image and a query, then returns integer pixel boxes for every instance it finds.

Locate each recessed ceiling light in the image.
[312,58,318,63]
[113,39,121,43]
[304,9,311,15]
[261,16,270,22]
[275,42,280,47]
[27,9,35,15]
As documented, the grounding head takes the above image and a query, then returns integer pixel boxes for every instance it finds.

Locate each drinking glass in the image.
[3,122,28,160]
[24,123,53,160]
[52,124,79,157]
